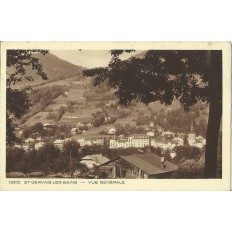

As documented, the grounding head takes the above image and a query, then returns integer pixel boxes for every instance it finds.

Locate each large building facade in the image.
[110,135,150,149]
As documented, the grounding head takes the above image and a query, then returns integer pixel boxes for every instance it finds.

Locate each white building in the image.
[150,138,157,148]
[170,151,177,159]
[193,136,206,149]
[193,141,205,149]
[25,138,35,143]
[108,128,116,135]
[109,134,150,149]
[150,122,154,127]
[188,121,196,146]
[23,138,35,151]
[77,122,84,127]
[71,127,78,136]
[162,131,175,138]
[86,122,93,127]
[110,139,131,149]
[188,132,196,146]
[35,142,44,150]
[146,130,155,137]
[22,145,29,151]
[77,138,85,147]
[77,137,105,147]
[92,137,105,146]
[53,139,65,150]
[196,135,206,145]
[130,135,150,148]
[150,138,178,150]
[43,123,53,130]
[172,137,184,146]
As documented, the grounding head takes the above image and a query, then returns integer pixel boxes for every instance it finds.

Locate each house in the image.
[77,122,85,127]
[150,138,158,148]
[196,135,206,145]
[14,144,22,149]
[149,122,154,127]
[162,131,175,138]
[188,121,196,146]
[86,122,93,127]
[35,142,44,150]
[23,138,35,151]
[146,130,155,137]
[77,137,105,147]
[43,123,53,130]
[98,154,178,179]
[92,137,105,146]
[172,137,184,146]
[193,141,204,149]
[77,138,85,147]
[154,125,163,133]
[35,137,42,142]
[109,134,150,149]
[22,142,35,151]
[130,134,150,148]
[188,132,196,146]
[176,132,185,140]
[53,139,65,150]
[108,128,116,135]
[80,154,110,169]
[104,116,111,123]
[193,139,205,149]
[170,151,177,159]
[15,127,23,137]
[22,144,30,151]
[71,127,79,136]
[25,138,35,143]
[150,138,177,150]
[110,138,131,149]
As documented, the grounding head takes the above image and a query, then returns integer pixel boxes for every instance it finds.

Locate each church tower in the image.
[188,120,196,146]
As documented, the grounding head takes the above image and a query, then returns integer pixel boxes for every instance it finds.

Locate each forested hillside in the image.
[9,53,209,138]
[19,85,67,124]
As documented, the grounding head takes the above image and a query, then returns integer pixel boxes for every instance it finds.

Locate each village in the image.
[5,48,213,180]
[10,120,206,179]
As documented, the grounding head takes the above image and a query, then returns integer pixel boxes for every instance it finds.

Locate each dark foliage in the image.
[6,140,82,175]
[83,50,222,178]
[6,50,49,145]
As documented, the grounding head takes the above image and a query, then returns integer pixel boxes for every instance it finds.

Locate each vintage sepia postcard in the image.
[0,41,231,190]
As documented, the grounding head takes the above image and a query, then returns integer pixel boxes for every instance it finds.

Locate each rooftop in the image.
[81,154,110,166]
[120,154,178,175]
[162,131,175,135]
[131,134,150,138]
[53,139,65,143]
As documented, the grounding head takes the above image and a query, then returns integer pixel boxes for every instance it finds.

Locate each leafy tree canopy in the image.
[83,50,220,110]
[6,50,49,145]
[83,50,222,178]
[63,140,81,160]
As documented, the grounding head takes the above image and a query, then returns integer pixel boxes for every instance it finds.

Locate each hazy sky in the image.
[51,50,141,68]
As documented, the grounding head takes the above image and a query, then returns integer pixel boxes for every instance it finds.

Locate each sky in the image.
[51,50,142,68]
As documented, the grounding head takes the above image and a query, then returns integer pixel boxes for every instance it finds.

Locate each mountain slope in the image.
[32,53,84,79]
[8,53,85,88]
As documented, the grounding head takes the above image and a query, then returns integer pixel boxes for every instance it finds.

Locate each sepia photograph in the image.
[0,42,231,190]
[1,2,232,232]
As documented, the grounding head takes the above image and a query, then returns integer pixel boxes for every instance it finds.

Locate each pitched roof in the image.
[120,154,178,175]
[194,139,203,144]
[81,154,109,166]
[132,134,150,138]
[53,139,64,143]
[162,131,175,135]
